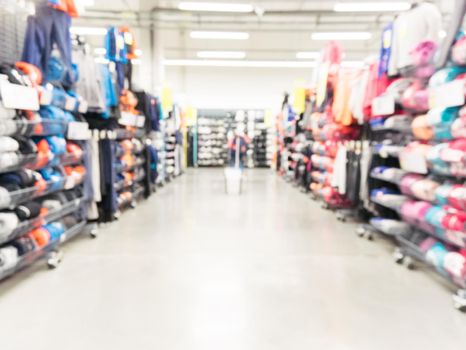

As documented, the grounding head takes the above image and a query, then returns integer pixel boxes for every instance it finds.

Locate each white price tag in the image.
[0,80,39,111]
[441,148,464,163]
[65,96,77,111]
[372,94,395,116]
[136,116,146,128]
[67,121,91,140]
[64,176,76,190]
[399,150,428,174]
[429,80,465,109]
[78,100,88,114]
[39,88,53,106]
[119,112,137,126]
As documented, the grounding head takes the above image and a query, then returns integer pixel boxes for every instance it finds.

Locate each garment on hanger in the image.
[436,0,466,68]
[105,27,128,64]
[349,68,370,125]
[100,64,119,117]
[48,0,79,17]
[379,22,394,77]
[22,3,73,83]
[331,144,347,195]
[135,92,161,132]
[388,2,442,76]
[345,148,361,204]
[359,142,372,210]
[74,48,106,113]
[364,62,392,118]
[333,69,355,126]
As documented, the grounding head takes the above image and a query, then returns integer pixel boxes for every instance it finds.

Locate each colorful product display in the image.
[276,1,466,309]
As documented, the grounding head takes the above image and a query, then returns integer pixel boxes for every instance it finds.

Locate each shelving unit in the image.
[196,113,230,167]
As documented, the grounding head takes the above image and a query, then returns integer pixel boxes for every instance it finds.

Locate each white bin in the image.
[224,168,242,195]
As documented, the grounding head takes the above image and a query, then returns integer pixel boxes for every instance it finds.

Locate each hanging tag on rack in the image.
[65,96,78,111]
[399,150,428,174]
[0,80,39,111]
[372,94,395,116]
[429,80,465,109]
[119,112,137,126]
[67,121,91,140]
[441,148,464,163]
[78,100,88,114]
[136,116,146,128]
[39,87,53,106]
[64,176,75,190]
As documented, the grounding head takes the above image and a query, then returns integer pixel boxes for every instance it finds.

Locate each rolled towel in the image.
[0,153,20,169]
[0,187,11,207]
[0,136,19,152]
[0,104,16,120]
[0,246,19,271]
[0,212,20,238]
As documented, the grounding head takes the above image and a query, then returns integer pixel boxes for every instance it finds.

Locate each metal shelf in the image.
[396,234,466,290]
[369,172,403,186]
[0,221,88,282]
[0,197,86,246]
[0,176,84,211]
[0,152,82,175]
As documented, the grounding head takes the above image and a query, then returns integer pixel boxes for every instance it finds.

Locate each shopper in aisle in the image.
[227,124,250,169]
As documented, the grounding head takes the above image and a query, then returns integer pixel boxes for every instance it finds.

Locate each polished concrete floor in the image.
[0,169,465,349]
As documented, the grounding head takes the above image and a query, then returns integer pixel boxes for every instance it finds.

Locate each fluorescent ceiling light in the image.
[190,31,249,40]
[334,2,411,12]
[178,2,253,12]
[163,59,316,68]
[311,32,372,40]
[296,51,320,59]
[70,27,107,36]
[94,48,107,55]
[197,51,246,59]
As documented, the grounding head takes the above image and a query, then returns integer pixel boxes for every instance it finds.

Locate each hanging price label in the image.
[399,150,428,174]
[78,100,88,114]
[119,112,138,126]
[372,94,395,116]
[429,80,465,109]
[136,116,146,128]
[0,80,39,110]
[441,148,464,163]
[64,176,76,190]
[65,96,78,111]
[39,89,53,106]
[67,121,91,140]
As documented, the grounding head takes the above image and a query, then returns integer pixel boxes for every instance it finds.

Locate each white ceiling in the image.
[76,0,455,61]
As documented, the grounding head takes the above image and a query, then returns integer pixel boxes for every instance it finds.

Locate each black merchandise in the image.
[11,236,36,256]
[62,215,78,229]
[15,201,42,221]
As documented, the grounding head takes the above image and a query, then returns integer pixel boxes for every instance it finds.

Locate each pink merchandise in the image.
[400,200,436,234]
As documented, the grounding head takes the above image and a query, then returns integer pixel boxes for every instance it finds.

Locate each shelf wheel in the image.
[393,248,404,264]
[47,250,63,269]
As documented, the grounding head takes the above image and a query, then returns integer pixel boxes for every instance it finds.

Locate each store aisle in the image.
[0,169,465,349]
